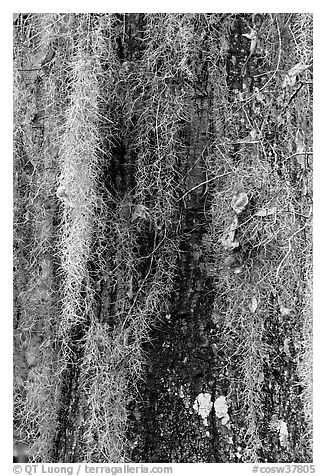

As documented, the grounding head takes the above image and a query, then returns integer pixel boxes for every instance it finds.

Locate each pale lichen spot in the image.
[214,395,230,426]
[278,420,289,448]
[193,392,213,426]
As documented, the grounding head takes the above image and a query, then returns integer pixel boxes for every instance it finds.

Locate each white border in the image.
[2,4,325,475]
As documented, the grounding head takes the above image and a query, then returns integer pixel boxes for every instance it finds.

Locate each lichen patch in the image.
[214,395,230,426]
[193,392,213,426]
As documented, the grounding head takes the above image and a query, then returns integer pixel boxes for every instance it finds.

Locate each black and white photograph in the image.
[12,8,315,469]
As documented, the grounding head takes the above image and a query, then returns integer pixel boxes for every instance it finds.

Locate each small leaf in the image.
[233,265,244,275]
[242,28,257,40]
[231,192,248,214]
[221,237,239,251]
[283,338,291,358]
[249,35,258,55]
[254,207,277,217]
[282,62,309,88]
[295,129,305,154]
[221,215,239,250]
[242,28,258,56]
[287,62,309,77]
[131,204,150,222]
[249,296,258,313]
[295,129,306,170]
